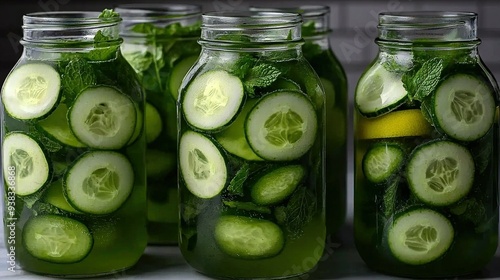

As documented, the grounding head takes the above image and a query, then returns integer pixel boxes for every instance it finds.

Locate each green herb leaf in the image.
[420,98,435,127]
[244,63,281,96]
[60,57,96,103]
[99,9,120,19]
[450,197,486,227]
[382,178,399,218]
[302,42,323,59]
[181,195,209,223]
[28,126,62,153]
[227,162,250,197]
[124,51,154,73]
[382,58,411,74]
[301,21,317,37]
[402,57,444,102]
[223,201,271,214]
[131,23,156,34]
[281,187,317,239]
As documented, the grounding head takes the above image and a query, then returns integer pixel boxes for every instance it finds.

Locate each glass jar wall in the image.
[178,11,326,279]
[116,4,202,245]
[1,11,147,277]
[354,12,498,278]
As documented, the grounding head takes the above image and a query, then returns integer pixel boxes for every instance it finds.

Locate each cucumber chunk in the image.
[146,149,175,178]
[362,143,405,184]
[169,55,198,100]
[2,132,50,196]
[251,165,305,205]
[145,102,163,143]
[43,180,81,214]
[179,131,227,199]
[388,208,454,265]
[216,99,263,161]
[63,151,134,215]
[182,70,244,131]
[407,140,474,206]
[355,64,407,117]
[245,91,317,161]
[37,103,85,148]
[23,215,93,263]
[433,73,495,141]
[214,215,284,259]
[68,86,136,149]
[2,63,60,120]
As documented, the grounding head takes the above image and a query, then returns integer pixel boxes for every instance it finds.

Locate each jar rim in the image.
[115,4,201,20]
[202,11,302,29]
[249,5,329,18]
[23,11,121,26]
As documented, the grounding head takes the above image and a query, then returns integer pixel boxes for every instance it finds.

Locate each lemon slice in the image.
[357,109,432,139]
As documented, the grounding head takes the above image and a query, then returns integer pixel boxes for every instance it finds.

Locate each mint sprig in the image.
[243,63,281,96]
[227,162,250,197]
[60,58,96,103]
[402,57,443,102]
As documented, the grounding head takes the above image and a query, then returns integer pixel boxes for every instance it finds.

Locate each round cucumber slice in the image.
[2,63,60,120]
[214,215,284,259]
[63,151,134,215]
[251,165,305,205]
[245,90,317,161]
[169,55,198,100]
[215,99,263,161]
[388,208,454,265]
[2,132,50,196]
[433,73,495,141]
[355,64,407,117]
[407,140,474,207]
[182,70,244,131]
[43,180,81,214]
[179,131,227,199]
[37,103,85,148]
[362,143,405,184]
[68,86,137,149]
[145,102,163,144]
[23,214,93,264]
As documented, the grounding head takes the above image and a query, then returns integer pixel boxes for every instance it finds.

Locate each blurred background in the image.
[0,0,499,220]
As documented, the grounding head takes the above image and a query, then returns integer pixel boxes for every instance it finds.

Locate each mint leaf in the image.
[281,187,317,239]
[302,42,323,59]
[420,98,435,127]
[301,21,317,37]
[229,54,255,78]
[28,127,62,153]
[124,51,153,73]
[223,201,271,214]
[383,178,399,217]
[99,9,120,19]
[402,57,443,102]
[450,197,486,227]
[244,63,281,96]
[131,23,156,34]
[382,57,411,74]
[227,162,250,197]
[60,57,96,103]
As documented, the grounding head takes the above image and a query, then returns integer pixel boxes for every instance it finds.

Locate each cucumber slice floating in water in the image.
[2,63,60,120]
[407,140,474,206]
[388,208,454,265]
[37,103,85,148]
[23,214,93,264]
[169,55,198,100]
[355,64,407,117]
[2,132,50,196]
[68,86,136,149]
[182,70,244,131]
[179,131,227,199]
[214,215,284,259]
[43,180,81,214]
[433,73,495,141]
[63,151,134,215]
[362,143,405,184]
[245,90,317,161]
[145,102,163,143]
[251,165,305,206]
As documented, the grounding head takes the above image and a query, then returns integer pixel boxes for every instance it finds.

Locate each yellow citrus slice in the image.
[357,109,432,139]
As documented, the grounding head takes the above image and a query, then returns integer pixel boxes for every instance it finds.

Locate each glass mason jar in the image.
[178,11,326,279]
[251,4,348,238]
[116,4,202,245]
[354,12,498,277]
[1,11,147,276]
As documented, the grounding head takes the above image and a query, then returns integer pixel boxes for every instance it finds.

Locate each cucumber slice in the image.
[251,165,305,206]
[245,90,317,161]
[214,215,284,259]
[23,214,93,264]
[215,99,263,161]
[68,86,136,149]
[182,70,244,131]
[269,77,301,92]
[433,73,495,141]
[43,180,81,214]
[37,103,85,148]
[2,132,50,196]
[179,131,227,199]
[169,55,198,100]
[355,64,407,117]
[146,149,175,178]
[362,143,405,184]
[145,102,163,144]
[407,140,474,206]
[2,63,60,120]
[388,208,454,265]
[63,151,134,215]
[127,102,143,145]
